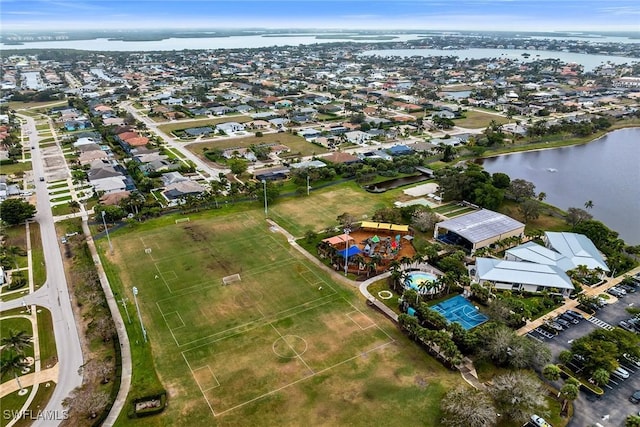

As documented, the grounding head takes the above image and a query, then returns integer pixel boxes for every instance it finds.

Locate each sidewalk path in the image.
[81,207,132,427]
[517,265,640,336]
[0,365,59,398]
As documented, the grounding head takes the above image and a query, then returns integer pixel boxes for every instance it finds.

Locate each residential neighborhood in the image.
[1,28,640,427]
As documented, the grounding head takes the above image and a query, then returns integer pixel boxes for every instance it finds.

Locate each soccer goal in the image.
[222,274,241,286]
[175,218,190,224]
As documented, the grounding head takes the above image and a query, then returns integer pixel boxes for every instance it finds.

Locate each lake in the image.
[361,48,639,72]
[481,128,640,245]
[0,34,425,52]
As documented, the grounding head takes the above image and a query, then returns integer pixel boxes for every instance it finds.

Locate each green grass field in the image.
[268,181,402,237]
[188,131,328,158]
[105,208,461,426]
[157,116,252,134]
[454,110,510,129]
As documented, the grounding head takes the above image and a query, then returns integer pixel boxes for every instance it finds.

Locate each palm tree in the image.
[0,353,30,392]
[1,330,32,355]
[584,200,594,210]
[411,253,425,268]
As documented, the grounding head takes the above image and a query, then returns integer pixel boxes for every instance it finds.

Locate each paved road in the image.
[120,102,229,179]
[0,114,84,425]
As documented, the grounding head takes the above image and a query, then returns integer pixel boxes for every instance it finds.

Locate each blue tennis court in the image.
[431,295,488,330]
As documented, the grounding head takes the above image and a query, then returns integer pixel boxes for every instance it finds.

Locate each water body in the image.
[481,128,640,245]
[0,34,425,51]
[361,48,639,72]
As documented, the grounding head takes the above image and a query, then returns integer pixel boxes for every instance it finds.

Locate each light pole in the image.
[307,174,310,196]
[262,179,268,217]
[101,210,113,254]
[343,227,351,276]
[132,286,147,343]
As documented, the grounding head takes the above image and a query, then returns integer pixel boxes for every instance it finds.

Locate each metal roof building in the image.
[544,232,610,272]
[505,241,576,272]
[434,209,525,254]
[475,258,574,295]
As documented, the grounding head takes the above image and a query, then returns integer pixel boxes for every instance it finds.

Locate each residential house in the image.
[162,180,206,201]
[344,130,371,145]
[216,122,245,134]
[254,166,290,181]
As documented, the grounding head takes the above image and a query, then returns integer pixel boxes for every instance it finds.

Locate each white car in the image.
[531,414,552,427]
[623,354,640,367]
[613,366,630,379]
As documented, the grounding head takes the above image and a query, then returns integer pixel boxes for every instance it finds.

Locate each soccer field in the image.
[111,211,396,419]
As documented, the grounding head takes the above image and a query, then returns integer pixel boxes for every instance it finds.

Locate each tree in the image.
[565,207,592,227]
[519,199,541,223]
[560,382,579,402]
[508,179,536,202]
[625,415,640,427]
[441,145,456,162]
[440,386,497,427]
[474,183,504,210]
[584,200,594,210]
[1,330,32,355]
[591,368,610,387]
[558,350,573,366]
[228,158,248,175]
[537,192,547,202]
[492,172,511,189]
[63,385,109,419]
[488,371,548,424]
[0,352,30,392]
[336,212,356,229]
[410,210,438,232]
[542,364,561,381]
[0,199,37,225]
[94,205,125,223]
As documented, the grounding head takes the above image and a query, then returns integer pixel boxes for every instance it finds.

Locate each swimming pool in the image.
[405,272,438,294]
[431,295,489,330]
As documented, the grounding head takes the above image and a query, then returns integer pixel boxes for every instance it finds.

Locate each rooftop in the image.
[436,209,524,244]
[476,257,574,290]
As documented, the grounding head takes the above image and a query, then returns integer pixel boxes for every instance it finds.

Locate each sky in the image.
[1,0,640,32]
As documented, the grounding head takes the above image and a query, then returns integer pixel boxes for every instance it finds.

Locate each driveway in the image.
[528,290,640,427]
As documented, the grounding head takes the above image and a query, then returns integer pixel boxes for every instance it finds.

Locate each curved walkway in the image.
[266,219,399,319]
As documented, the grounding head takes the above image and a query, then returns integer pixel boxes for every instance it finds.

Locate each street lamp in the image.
[101,210,113,254]
[132,286,147,343]
[262,179,268,217]
[307,174,311,196]
[343,227,351,276]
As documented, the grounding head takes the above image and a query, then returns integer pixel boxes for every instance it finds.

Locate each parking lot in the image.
[526,287,640,427]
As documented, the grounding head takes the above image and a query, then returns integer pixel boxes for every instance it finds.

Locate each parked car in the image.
[596,297,607,307]
[615,286,627,295]
[546,321,564,331]
[565,310,584,320]
[530,414,552,427]
[630,390,640,404]
[559,313,579,324]
[623,354,640,367]
[620,320,637,333]
[39,177,44,182]
[620,283,636,293]
[608,288,625,298]
[555,317,571,328]
[613,366,630,379]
